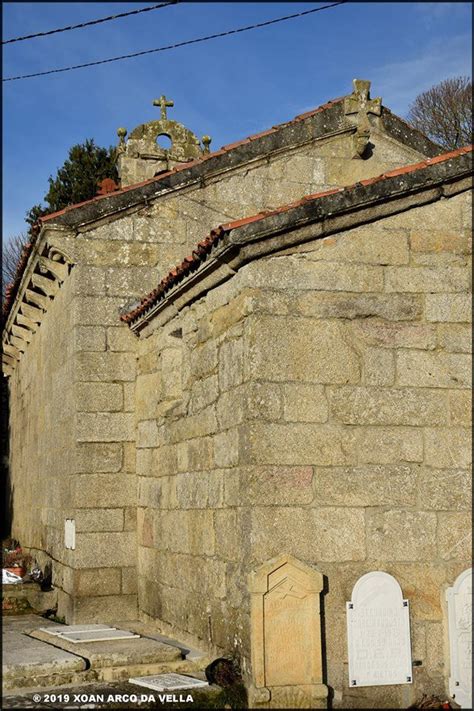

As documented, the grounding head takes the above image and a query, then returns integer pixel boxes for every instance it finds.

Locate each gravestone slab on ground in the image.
[248,553,327,708]
[446,568,472,710]
[346,571,412,687]
[129,672,209,692]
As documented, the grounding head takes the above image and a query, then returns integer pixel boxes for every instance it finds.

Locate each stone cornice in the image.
[1,228,73,377]
[132,149,472,336]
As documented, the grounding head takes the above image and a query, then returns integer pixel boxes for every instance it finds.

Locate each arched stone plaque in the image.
[446,568,472,709]
[248,554,327,708]
[346,571,412,687]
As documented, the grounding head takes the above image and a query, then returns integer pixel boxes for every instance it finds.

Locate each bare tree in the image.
[2,233,28,300]
[407,76,473,150]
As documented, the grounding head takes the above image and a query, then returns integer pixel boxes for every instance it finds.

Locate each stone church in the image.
[2,80,472,708]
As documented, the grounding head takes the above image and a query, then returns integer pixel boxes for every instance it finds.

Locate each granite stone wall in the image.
[135,190,471,707]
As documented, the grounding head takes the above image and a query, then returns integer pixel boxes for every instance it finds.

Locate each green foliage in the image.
[25,138,118,229]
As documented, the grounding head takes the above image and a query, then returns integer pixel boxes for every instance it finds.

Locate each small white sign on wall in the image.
[64,519,76,550]
[446,568,472,710]
[347,571,412,687]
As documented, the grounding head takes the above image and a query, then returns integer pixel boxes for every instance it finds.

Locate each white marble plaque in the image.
[57,628,140,643]
[347,571,412,687]
[446,568,472,709]
[129,673,209,692]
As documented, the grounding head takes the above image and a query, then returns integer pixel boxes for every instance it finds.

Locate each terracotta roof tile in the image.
[38,96,345,226]
[121,144,472,327]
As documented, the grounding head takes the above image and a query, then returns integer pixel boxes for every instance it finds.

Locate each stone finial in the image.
[117,96,211,186]
[153,95,174,120]
[117,127,127,149]
[344,79,382,159]
[201,135,212,154]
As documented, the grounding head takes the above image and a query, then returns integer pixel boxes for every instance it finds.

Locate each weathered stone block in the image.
[168,406,217,443]
[75,382,123,412]
[122,567,138,594]
[213,429,239,467]
[106,326,136,352]
[74,443,123,473]
[75,239,160,268]
[72,474,136,507]
[425,294,471,322]
[73,594,137,623]
[437,512,472,560]
[175,469,225,509]
[367,510,437,561]
[219,338,244,391]
[75,568,122,596]
[157,510,215,555]
[75,351,136,382]
[362,347,395,386]
[226,466,314,506]
[74,326,106,352]
[177,437,214,472]
[251,507,366,562]
[385,266,469,293]
[241,422,357,466]
[76,412,134,442]
[410,230,470,254]
[424,427,471,468]
[417,468,470,510]
[189,339,218,381]
[161,347,182,399]
[74,296,128,326]
[397,351,471,388]
[296,291,422,321]
[356,426,423,463]
[136,372,162,419]
[74,532,136,567]
[352,319,437,349]
[449,390,472,426]
[313,465,416,507]
[282,383,328,422]
[137,419,162,448]
[188,375,219,414]
[437,324,472,353]
[327,386,448,425]
[74,508,124,532]
[242,258,384,292]
[245,316,360,384]
[245,382,282,420]
[307,226,409,264]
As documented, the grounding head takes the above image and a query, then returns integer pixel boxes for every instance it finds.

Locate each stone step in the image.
[3,615,209,693]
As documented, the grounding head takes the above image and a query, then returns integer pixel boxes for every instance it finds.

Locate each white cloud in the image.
[370,33,472,115]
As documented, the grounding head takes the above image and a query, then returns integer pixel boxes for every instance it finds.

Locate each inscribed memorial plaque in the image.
[446,568,472,709]
[248,554,327,708]
[346,571,412,687]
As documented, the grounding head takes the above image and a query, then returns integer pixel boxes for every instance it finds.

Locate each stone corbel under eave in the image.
[2,239,73,378]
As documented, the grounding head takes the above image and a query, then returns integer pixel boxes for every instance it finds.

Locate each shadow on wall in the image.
[0,375,13,539]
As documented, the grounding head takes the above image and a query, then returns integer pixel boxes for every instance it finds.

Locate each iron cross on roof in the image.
[153,95,174,120]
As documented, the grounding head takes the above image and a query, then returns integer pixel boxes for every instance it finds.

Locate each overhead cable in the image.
[3,2,347,82]
[3,1,178,45]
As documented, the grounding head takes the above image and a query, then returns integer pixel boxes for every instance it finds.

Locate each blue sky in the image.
[3,1,472,239]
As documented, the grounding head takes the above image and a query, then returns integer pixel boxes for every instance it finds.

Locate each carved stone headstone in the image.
[446,568,472,709]
[346,571,412,687]
[248,554,327,708]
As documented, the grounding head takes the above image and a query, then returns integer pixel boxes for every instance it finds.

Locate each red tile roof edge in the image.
[38,97,345,225]
[2,96,345,327]
[121,144,473,327]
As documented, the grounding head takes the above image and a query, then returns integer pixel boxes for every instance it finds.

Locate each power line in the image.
[2,2,178,45]
[3,2,347,82]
